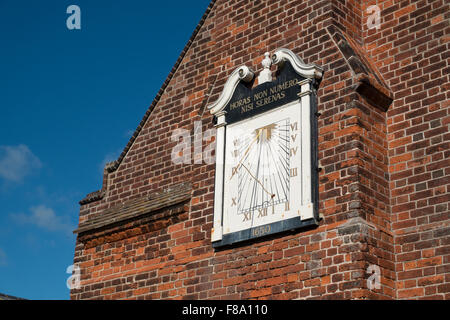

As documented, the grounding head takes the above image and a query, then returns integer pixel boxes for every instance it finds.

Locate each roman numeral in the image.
[291,134,297,142]
[285,201,290,211]
[290,147,298,157]
[257,208,267,218]
[290,167,298,177]
[231,150,239,158]
[232,166,239,175]
[231,198,236,206]
[290,122,298,131]
[242,212,252,222]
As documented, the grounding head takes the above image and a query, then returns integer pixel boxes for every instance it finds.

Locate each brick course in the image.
[71,0,449,300]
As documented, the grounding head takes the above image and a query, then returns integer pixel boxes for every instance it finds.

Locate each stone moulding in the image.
[207,48,324,116]
[207,65,255,115]
[271,48,324,80]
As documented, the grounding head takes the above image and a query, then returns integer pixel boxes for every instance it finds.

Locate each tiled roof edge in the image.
[75,182,192,234]
[0,293,26,300]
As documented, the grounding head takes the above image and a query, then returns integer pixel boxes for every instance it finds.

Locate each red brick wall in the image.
[71,0,449,300]
[363,0,449,299]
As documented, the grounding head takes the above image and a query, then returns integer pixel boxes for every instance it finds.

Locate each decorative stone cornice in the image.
[271,48,324,80]
[208,65,255,115]
[208,48,324,117]
[257,52,273,84]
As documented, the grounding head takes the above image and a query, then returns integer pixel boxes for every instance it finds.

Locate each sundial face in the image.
[223,101,302,236]
[235,120,290,213]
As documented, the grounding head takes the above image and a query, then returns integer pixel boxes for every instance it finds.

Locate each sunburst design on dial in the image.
[235,118,290,215]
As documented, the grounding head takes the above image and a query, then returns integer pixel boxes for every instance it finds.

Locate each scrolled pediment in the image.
[207,65,255,115]
[208,48,323,116]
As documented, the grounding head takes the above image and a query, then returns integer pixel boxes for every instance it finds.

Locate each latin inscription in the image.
[229,79,299,115]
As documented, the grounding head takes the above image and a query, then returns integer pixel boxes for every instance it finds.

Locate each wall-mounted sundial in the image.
[208,48,323,247]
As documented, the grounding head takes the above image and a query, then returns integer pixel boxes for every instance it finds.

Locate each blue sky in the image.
[0,0,211,300]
